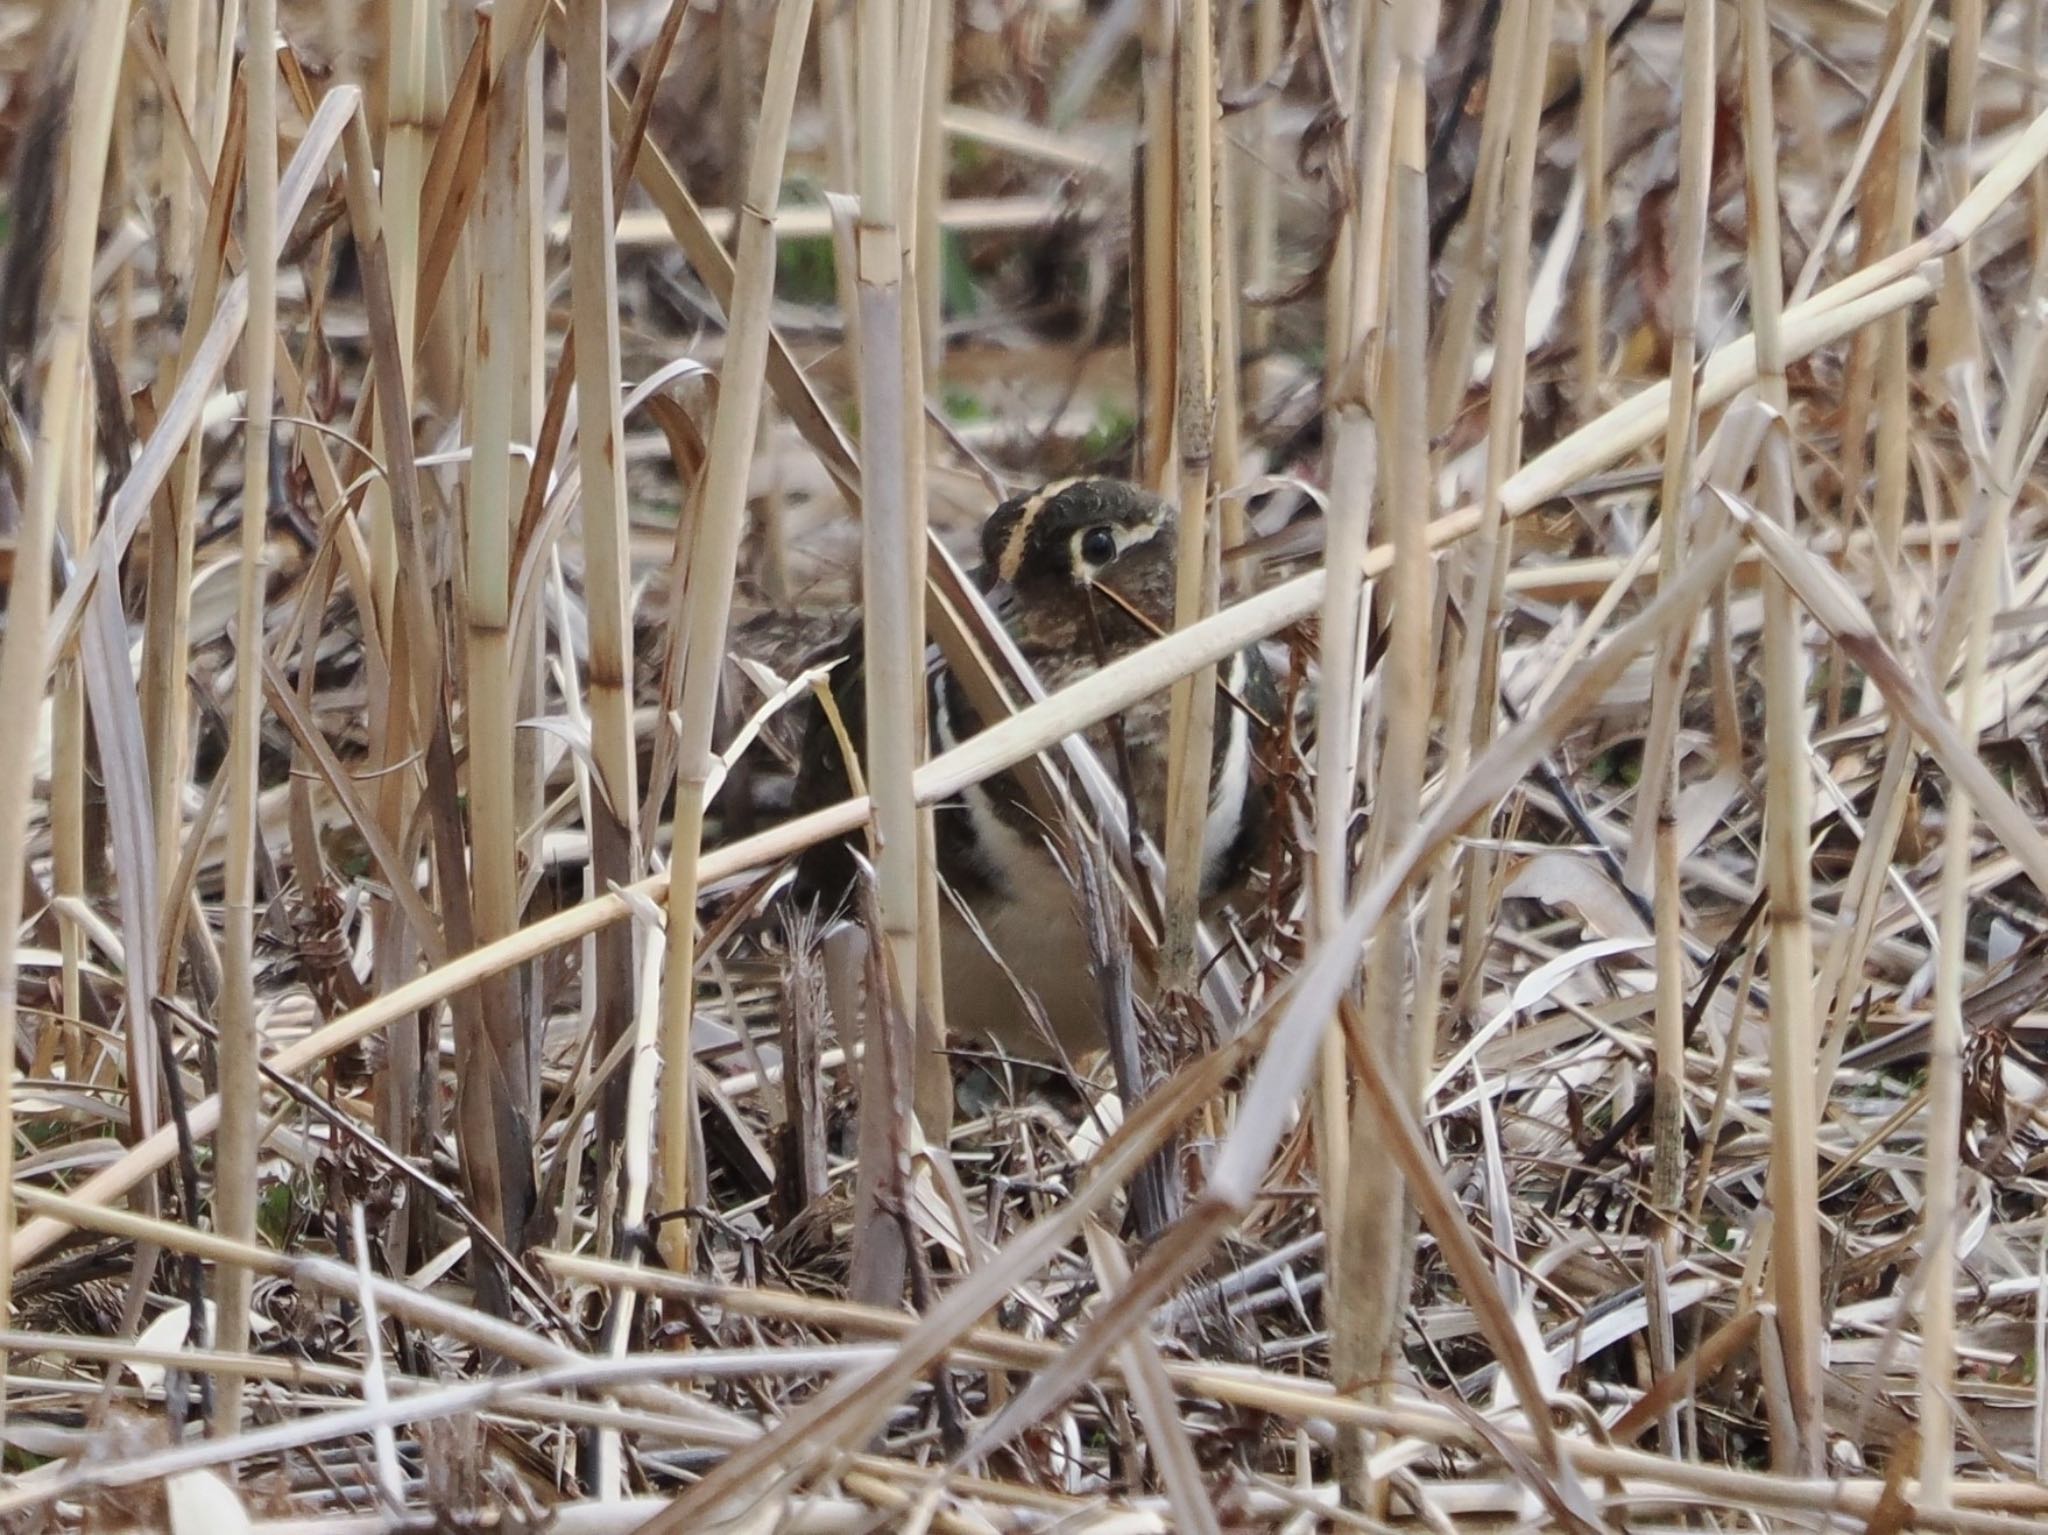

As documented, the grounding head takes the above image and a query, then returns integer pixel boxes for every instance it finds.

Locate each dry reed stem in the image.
[1137,0,1177,487]
[1873,0,1930,628]
[657,0,816,1272]
[1316,0,1388,1493]
[1633,0,1716,1231]
[1574,1,1608,414]
[1930,0,1985,386]
[564,0,642,1166]
[212,0,277,1435]
[1445,0,1552,1014]
[843,0,931,1169]
[462,0,544,1176]
[1738,0,1824,1471]
[1304,0,1386,1344]
[1241,0,1280,356]
[1330,2,1437,1502]
[1082,1221,1222,1535]
[1917,440,2002,1502]
[1158,0,1218,996]
[0,0,129,1399]
[1426,0,1525,431]
[139,34,242,916]
[1063,531,1753,1517]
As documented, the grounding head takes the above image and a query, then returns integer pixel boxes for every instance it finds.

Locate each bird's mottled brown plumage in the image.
[789,477,1277,1055]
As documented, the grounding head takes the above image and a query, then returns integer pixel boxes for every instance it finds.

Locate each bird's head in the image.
[979,478,1177,630]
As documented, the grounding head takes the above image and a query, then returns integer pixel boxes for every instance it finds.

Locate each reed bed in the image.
[6,0,2048,1528]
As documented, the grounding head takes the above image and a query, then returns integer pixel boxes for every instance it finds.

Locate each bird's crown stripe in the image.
[995,476,1087,583]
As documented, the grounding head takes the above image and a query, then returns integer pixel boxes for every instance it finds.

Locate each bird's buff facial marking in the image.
[994,477,1084,585]
[1069,515,1162,580]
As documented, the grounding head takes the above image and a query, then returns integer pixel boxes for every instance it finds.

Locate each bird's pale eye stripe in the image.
[995,476,1086,584]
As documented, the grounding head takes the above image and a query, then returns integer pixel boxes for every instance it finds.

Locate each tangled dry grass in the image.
[7,0,2048,1529]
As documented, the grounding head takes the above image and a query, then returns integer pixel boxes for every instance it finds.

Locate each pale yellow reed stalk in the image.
[1443,0,1553,1012]
[212,0,278,1436]
[1630,0,1717,1229]
[1158,0,1218,994]
[0,0,128,1400]
[1137,0,1177,487]
[1427,0,1526,431]
[1331,5,1439,1504]
[853,0,925,1115]
[656,0,815,1272]
[1574,1,1609,415]
[1739,0,1824,1471]
[564,0,643,1157]
[1928,0,1983,387]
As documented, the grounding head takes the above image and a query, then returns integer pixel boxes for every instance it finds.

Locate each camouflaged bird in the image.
[787,477,1279,1058]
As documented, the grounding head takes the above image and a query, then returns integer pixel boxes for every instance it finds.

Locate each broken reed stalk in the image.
[1631,0,1717,1232]
[853,0,926,1133]
[0,0,128,1398]
[1739,0,1825,1473]
[657,0,815,1273]
[214,0,277,1436]
[1158,0,1217,996]
[1210,73,1245,578]
[1084,1224,1221,1535]
[564,0,643,1160]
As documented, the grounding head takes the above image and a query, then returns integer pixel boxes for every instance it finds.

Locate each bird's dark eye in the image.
[1080,526,1117,566]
